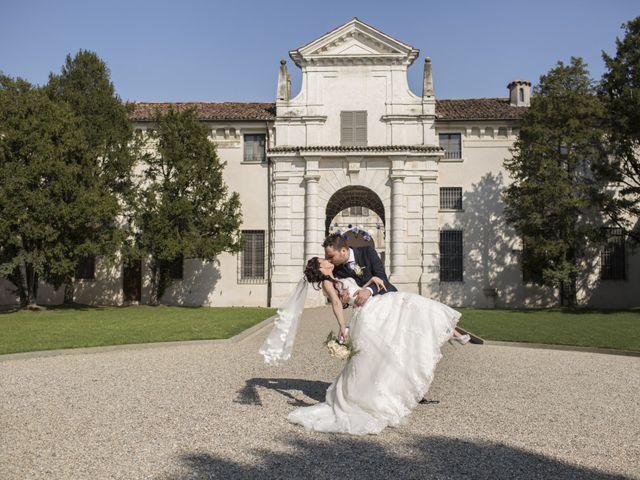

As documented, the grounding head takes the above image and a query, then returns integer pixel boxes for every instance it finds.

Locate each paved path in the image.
[1,307,639,479]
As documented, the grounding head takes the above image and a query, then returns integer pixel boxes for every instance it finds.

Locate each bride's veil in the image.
[259,277,308,365]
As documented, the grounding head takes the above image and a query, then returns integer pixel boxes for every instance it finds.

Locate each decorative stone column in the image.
[390,169,408,284]
[420,173,440,296]
[304,173,321,261]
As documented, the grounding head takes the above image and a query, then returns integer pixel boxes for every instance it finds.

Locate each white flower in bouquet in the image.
[324,331,358,360]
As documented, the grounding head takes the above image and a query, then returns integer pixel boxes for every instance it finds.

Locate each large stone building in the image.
[1,18,638,308]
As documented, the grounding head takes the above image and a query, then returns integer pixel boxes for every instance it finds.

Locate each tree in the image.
[46,50,137,302]
[0,75,120,307]
[133,108,242,304]
[600,16,640,243]
[503,58,610,306]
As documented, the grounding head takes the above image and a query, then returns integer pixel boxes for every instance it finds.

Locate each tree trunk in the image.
[24,262,38,308]
[8,265,28,307]
[63,277,75,305]
[148,260,160,306]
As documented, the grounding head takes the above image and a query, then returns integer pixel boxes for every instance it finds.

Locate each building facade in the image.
[1,18,638,308]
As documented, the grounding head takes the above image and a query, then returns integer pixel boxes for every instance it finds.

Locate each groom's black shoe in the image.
[419,398,440,405]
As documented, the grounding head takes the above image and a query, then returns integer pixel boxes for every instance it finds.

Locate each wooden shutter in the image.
[354,111,367,145]
[341,111,354,145]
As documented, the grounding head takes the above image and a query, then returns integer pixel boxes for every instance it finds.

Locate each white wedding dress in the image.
[287,277,461,435]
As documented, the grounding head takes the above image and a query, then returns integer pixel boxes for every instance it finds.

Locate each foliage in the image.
[0,75,119,305]
[132,108,242,304]
[504,58,610,306]
[599,16,640,242]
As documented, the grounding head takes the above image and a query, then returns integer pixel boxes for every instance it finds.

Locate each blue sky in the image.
[1,0,637,102]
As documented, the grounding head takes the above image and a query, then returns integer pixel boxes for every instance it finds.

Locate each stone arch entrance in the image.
[324,186,385,235]
[325,186,386,257]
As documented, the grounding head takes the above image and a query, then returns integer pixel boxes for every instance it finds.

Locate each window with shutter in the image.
[438,133,462,159]
[341,111,367,146]
[243,134,266,163]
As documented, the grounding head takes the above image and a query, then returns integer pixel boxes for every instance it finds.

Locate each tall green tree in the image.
[600,16,640,242]
[133,108,242,304]
[0,75,120,306]
[46,50,137,302]
[504,58,610,306]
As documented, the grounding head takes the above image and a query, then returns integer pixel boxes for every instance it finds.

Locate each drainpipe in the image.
[265,121,272,307]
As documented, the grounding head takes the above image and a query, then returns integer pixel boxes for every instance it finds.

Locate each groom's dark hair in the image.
[322,233,348,250]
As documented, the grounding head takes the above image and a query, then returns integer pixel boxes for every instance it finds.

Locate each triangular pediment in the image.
[289,18,419,67]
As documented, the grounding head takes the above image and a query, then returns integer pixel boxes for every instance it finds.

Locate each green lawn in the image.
[0,305,276,355]
[458,308,640,352]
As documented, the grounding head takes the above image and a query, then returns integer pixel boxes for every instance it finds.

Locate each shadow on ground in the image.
[234,378,331,407]
[160,434,631,480]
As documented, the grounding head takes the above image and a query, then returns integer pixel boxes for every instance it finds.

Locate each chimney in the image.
[507,80,531,107]
[277,59,291,102]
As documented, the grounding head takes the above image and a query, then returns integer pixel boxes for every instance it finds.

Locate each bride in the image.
[259,256,462,435]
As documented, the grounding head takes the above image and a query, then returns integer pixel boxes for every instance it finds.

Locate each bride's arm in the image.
[322,280,347,339]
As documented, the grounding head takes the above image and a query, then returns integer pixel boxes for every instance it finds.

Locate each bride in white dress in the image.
[260,256,462,435]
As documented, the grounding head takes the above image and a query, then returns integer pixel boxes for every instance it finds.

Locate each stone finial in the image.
[277,59,291,101]
[423,57,434,98]
[507,79,531,107]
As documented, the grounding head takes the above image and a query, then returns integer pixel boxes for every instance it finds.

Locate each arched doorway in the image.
[325,186,386,261]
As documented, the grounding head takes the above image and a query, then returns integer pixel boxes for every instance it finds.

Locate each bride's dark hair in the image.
[304,257,348,309]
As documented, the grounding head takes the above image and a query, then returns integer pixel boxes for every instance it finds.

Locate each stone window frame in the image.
[439,187,463,211]
[437,131,463,162]
[238,230,266,284]
[243,133,267,163]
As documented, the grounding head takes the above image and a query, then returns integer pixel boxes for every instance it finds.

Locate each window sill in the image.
[439,158,465,163]
[439,209,464,213]
[241,161,267,165]
[238,278,267,285]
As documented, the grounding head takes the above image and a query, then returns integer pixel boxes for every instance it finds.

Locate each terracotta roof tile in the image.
[269,145,442,153]
[435,98,527,120]
[131,98,526,122]
[131,102,276,121]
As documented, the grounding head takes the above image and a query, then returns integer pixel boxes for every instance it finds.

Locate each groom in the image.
[323,233,396,306]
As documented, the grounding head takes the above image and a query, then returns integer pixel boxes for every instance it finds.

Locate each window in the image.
[75,256,95,280]
[342,206,369,216]
[239,230,265,282]
[340,111,367,146]
[440,230,463,282]
[601,228,626,280]
[438,133,461,159]
[243,134,266,163]
[440,187,463,210]
[168,257,183,280]
[521,239,543,284]
[519,88,524,102]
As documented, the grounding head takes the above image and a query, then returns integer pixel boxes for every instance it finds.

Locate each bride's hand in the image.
[338,326,348,343]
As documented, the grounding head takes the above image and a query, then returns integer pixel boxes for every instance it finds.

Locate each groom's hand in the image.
[354,288,372,306]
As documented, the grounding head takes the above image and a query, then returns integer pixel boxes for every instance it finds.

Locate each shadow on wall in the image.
[161,259,221,307]
[160,433,628,480]
[428,172,555,308]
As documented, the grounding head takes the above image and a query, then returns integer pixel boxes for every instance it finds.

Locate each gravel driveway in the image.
[1,307,638,479]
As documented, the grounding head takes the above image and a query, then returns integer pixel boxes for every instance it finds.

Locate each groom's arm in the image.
[365,247,391,296]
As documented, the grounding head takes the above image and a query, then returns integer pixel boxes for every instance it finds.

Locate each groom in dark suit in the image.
[323,233,396,306]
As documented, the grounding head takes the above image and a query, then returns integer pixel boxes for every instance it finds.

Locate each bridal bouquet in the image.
[325,329,358,360]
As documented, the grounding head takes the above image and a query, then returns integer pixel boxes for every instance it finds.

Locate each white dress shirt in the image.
[347,248,374,295]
